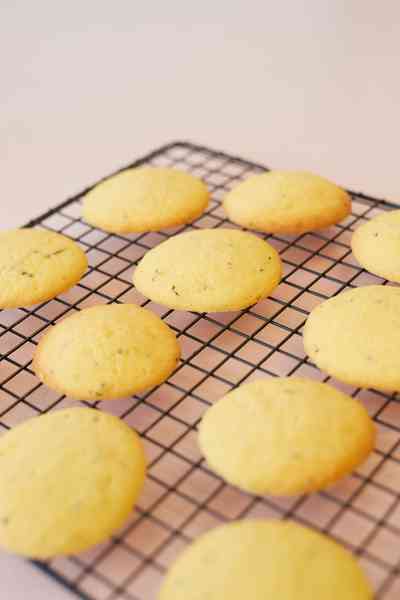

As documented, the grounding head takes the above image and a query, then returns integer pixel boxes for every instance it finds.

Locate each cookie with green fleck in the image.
[223,171,351,234]
[352,210,400,282]
[159,519,373,600]
[0,228,87,308]
[83,167,209,233]
[0,407,146,558]
[33,304,180,400]
[198,377,374,496]
[133,228,282,312]
[304,285,400,391]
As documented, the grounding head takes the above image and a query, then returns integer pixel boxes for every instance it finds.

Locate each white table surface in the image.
[1,1,400,597]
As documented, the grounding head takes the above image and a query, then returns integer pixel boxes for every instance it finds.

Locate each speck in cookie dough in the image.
[223,170,351,234]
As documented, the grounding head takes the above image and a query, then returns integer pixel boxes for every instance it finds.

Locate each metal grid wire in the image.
[1,141,400,599]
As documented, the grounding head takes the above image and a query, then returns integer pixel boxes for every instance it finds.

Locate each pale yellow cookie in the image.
[83,167,209,233]
[33,304,180,401]
[159,519,373,600]
[198,378,374,496]
[223,170,351,234]
[133,228,282,312]
[352,210,400,282]
[0,228,87,308]
[0,407,146,558]
[304,285,400,391]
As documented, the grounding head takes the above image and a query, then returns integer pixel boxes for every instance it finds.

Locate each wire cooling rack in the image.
[1,142,400,599]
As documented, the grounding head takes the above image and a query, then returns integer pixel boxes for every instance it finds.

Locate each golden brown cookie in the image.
[304,285,400,391]
[0,408,146,558]
[198,377,374,495]
[33,304,180,400]
[159,519,373,600]
[0,228,87,308]
[223,170,351,234]
[352,209,400,282]
[133,228,282,312]
[83,167,209,233]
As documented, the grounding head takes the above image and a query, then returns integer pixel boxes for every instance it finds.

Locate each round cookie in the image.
[133,228,282,312]
[223,170,351,234]
[0,407,146,558]
[198,378,374,496]
[159,519,373,600]
[352,210,400,282]
[304,285,400,391]
[33,304,180,401]
[0,228,87,308]
[83,167,209,233]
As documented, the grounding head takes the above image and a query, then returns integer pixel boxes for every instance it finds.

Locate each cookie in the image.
[0,407,145,558]
[83,167,209,233]
[223,170,351,234]
[33,304,180,401]
[352,210,400,282]
[133,228,282,312]
[0,228,87,308]
[198,377,374,496]
[159,519,373,600]
[304,285,400,391]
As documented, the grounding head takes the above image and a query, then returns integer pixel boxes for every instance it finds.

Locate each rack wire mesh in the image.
[1,141,400,599]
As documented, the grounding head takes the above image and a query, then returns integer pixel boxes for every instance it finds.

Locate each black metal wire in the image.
[1,141,399,599]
